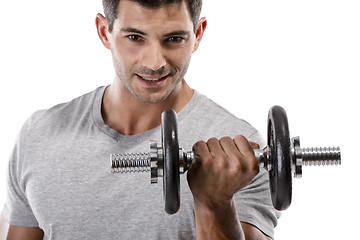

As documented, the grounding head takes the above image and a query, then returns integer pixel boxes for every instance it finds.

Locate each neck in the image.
[102,80,193,135]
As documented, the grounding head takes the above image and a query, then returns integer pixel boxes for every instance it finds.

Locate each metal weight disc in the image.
[267,106,292,211]
[161,110,180,214]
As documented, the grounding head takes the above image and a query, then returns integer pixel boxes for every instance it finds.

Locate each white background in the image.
[0,0,359,239]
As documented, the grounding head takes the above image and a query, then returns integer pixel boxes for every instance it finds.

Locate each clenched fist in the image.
[187,135,265,239]
[187,135,260,209]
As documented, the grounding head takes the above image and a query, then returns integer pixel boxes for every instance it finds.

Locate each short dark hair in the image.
[102,0,202,33]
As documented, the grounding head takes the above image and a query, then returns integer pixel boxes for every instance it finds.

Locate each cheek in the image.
[174,38,195,67]
[169,46,193,69]
[112,37,139,68]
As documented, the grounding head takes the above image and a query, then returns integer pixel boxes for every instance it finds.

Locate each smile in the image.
[142,76,165,81]
[137,74,170,82]
[136,74,170,88]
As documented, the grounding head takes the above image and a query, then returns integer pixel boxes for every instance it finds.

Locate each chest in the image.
[21,136,196,239]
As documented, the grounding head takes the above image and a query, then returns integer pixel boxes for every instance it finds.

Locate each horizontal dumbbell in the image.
[110,106,341,214]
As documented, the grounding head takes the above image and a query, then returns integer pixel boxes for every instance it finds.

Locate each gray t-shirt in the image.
[1,86,280,239]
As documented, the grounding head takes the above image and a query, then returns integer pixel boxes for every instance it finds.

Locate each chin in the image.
[133,91,169,104]
[130,81,178,103]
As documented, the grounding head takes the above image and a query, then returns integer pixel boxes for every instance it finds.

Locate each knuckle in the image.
[234,134,246,141]
[219,136,232,143]
[207,137,219,144]
[193,140,206,149]
[237,155,258,174]
[214,158,227,169]
[196,140,206,146]
[193,141,213,164]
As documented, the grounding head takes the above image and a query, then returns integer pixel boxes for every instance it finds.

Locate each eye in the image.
[166,36,185,43]
[126,35,144,42]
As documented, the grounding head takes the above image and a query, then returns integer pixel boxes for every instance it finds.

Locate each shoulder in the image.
[180,91,264,145]
[24,86,105,136]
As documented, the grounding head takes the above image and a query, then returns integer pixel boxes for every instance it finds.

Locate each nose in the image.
[141,41,167,72]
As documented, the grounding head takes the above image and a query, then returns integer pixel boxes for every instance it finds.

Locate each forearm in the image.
[194,198,245,240]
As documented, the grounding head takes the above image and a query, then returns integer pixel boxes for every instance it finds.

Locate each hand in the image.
[187,135,260,209]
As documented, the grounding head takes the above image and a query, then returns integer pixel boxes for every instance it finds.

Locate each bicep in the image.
[241,222,272,240]
[0,218,43,240]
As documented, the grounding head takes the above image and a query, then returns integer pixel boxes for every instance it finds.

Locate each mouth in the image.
[136,74,170,87]
[137,74,169,82]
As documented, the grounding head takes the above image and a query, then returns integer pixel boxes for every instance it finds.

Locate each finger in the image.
[249,141,260,149]
[206,137,226,158]
[192,140,212,166]
[219,136,242,159]
[233,135,254,155]
[233,135,259,172]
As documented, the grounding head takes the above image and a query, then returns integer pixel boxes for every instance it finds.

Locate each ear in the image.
[192,17,207,53]
[95,13,111,50]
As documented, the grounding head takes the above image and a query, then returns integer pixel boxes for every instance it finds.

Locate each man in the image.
[1,0,279,239]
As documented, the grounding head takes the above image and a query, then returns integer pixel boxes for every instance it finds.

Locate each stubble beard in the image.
[112,54,191,104]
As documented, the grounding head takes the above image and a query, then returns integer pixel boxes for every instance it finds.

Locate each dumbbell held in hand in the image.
[110,106,341,214]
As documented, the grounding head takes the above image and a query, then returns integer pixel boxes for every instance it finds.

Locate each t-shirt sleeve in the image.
[1,118,39,227]
[235,129,281,239]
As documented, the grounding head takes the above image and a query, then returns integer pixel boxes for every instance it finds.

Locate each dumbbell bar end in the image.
[254,136,341,179]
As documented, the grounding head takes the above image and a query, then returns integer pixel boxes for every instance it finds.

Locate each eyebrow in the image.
[120,28,147,36]
[120,28,190,37]
[164,31,191,37]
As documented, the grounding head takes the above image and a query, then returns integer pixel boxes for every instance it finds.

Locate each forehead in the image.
[115,0,193,32]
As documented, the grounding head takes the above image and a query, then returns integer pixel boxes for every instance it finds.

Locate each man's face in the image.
[107,0,197,103]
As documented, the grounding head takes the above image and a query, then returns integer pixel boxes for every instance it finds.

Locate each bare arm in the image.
[0,217,43,240]
[192,197,245,239]
[188,135,272,240]
[241,222,272,240]
[192,197,272,240]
